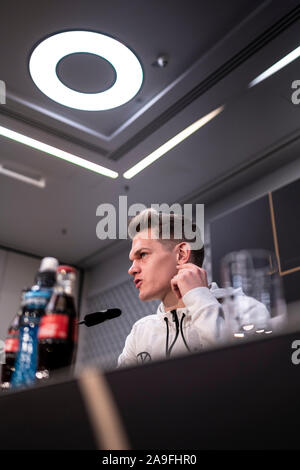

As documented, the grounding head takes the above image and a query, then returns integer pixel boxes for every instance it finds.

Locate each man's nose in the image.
[128,261,140,276]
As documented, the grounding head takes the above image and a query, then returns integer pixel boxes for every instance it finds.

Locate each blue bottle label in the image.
[10,320,40,387]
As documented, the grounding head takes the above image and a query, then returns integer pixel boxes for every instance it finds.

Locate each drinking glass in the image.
[220,250,287,341]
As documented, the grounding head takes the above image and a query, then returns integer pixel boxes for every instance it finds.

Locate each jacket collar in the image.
[157,302,187,319]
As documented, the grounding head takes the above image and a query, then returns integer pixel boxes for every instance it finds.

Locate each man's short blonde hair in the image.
[128,208,204,267]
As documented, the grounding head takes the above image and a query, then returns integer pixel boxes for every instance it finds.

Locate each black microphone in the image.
[78,308,122,327]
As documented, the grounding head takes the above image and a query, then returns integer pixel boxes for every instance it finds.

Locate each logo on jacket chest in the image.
[137,351,152,363]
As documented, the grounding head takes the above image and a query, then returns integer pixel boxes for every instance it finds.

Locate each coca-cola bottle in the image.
[38,266,78,377]
[1,289,28,389]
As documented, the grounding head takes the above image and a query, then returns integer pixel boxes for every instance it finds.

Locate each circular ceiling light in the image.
[29,31,143,111]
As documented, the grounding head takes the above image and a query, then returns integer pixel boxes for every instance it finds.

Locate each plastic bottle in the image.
[38,266,78,378]
[0,289,28,389]
[11,290,51,388]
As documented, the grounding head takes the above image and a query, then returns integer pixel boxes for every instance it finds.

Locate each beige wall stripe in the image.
[78,367,130,450]
[268,192,282,274]
[281,266,300,276]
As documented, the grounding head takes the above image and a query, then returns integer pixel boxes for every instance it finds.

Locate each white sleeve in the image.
[182,287,225,346]
[117,324,138,368]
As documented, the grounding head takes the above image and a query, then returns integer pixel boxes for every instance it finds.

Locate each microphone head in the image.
[83,309,122,327]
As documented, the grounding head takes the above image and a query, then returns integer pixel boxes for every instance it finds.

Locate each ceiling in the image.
[1,0,300,267]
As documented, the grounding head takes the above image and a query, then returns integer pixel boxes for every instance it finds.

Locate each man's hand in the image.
[171,263,208,300]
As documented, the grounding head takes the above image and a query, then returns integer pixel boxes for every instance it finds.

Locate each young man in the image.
[118,209,268,367]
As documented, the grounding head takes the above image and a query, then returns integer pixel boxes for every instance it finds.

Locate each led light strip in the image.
[0,164,46,188]
[249,45,300,88]
[123,105,224,179]
[0,125,118,178]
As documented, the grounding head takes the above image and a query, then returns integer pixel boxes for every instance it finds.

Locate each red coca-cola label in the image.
[5,337,19,353]
[38,314,69,340]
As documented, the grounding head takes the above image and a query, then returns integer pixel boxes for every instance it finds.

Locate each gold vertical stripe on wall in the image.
[78,367,130,450]
[268,192,282,274]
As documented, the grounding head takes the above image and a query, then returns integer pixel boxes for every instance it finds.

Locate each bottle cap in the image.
[39,257,59,272]
[57,265,76,273]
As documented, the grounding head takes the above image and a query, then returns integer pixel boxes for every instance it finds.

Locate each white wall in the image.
[0,249,40,342]
[84,241,132,302]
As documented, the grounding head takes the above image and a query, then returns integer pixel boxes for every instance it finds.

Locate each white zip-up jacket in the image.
[117,282,270,367]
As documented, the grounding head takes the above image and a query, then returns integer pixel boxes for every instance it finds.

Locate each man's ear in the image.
[176,242,191,265]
